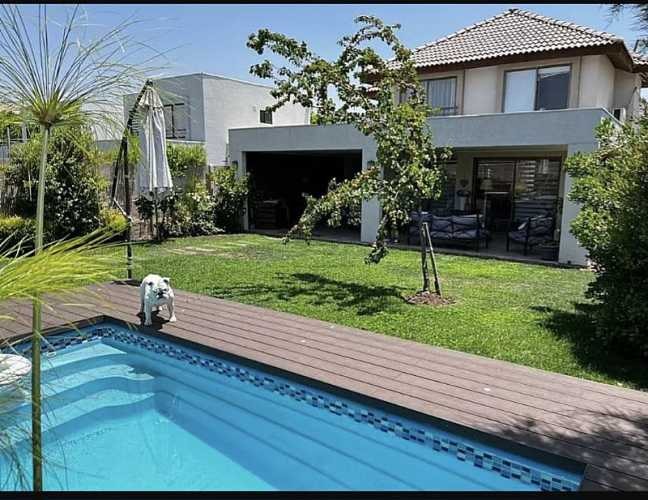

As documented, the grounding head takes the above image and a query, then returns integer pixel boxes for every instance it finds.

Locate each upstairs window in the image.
[260,109,273,124]
[503,65,570,113]
[423,77,457,116]
[163,103,187,139]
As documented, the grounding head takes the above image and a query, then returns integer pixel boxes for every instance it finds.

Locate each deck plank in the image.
[1,280,648,491]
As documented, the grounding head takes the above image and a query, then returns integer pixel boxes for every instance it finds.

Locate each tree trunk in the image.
[418,206,430,292]
[31,125,49,492]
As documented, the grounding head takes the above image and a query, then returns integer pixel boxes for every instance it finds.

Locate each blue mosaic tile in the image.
[5,325,581,492]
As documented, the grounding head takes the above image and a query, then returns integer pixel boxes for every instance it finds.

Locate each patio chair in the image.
[506,214,555,256]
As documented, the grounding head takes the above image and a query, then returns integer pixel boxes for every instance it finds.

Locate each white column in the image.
[558,142,597,266]
[360,149,380,243]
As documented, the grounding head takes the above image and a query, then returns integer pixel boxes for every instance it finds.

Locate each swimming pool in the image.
[1,322,584,491]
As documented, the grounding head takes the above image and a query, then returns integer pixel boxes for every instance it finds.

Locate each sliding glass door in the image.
[474,158,561,231]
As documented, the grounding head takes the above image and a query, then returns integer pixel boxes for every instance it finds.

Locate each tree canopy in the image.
[247,16,449,290]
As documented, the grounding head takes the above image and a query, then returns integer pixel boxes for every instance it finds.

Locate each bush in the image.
[100,207,128,235]
[565,116,648,356]
[0,215,35,254]
[136,181,222,238]
[208,166,249,232]
[166,142,207,179]
[6,126,104,241]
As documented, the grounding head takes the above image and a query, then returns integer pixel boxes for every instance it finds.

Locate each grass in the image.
[115,233,647,390]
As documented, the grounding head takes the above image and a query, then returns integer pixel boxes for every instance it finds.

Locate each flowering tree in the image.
[248,15,449,294]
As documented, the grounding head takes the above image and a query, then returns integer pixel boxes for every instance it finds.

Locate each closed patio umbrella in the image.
[135,85,173,239]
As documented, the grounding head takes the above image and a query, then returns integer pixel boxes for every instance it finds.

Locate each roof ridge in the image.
[412,8,621,56]
[511,8,621,43]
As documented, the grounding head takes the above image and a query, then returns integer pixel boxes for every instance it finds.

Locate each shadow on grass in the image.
[207,272,408,316]
[533,303,648,391]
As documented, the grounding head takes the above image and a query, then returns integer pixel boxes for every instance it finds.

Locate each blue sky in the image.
[70,3,644,83]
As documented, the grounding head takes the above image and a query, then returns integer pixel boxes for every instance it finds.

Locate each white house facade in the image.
[228,9,648,266]
[123,72,310,166]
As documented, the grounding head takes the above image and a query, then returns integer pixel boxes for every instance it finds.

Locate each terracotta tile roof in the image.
[400,8,627,70]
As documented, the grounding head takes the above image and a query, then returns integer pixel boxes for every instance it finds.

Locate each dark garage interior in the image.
[246,151,362,235]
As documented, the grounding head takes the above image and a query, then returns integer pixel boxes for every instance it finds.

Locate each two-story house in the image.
[229,8,648,266]
[122,72,310,167]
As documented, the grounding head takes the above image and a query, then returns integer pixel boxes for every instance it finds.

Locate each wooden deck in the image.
[1,281,648,491]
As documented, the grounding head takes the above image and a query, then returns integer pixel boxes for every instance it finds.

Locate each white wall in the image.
[463,66,498,115]
[613,69,642,119]
[579,55,615,110]
[202,75,310,166]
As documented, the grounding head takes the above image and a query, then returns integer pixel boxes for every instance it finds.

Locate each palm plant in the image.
[0,4,160,490]
[0,228,121,490]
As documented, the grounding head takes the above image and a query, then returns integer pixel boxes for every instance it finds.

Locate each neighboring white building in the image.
[123,72,310,166]
[228,8,648,266]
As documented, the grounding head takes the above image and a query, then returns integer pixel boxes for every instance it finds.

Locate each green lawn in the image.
[122,233,646,390]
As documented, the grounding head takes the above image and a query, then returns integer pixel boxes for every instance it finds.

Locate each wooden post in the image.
[423,221,442,296]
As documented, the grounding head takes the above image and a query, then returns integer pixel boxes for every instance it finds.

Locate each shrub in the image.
[6,127,104,241]
[136,181,222,238]
[208,166,249,232]
[565,116,648,356]
[166,142,207,179]
[99,207,128,234]
[0,215,35,254]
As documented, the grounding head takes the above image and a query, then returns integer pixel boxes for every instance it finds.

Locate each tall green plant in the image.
[0,228,120,490]
[565,115,648,356]
[0,4,156,490]
[248,16,448,292]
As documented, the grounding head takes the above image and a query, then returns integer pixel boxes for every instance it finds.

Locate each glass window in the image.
[504,66,571,112]
[260,109,273,124]
[536,66,570,110]
[424,77,457,115]
[503,69,536,112]
[163,103,187,139]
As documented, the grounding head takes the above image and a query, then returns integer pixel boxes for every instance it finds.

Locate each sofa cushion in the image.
[451,215,480,231]
[430,216,453,233]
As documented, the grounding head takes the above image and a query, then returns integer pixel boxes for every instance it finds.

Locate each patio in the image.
[1,281,648,491]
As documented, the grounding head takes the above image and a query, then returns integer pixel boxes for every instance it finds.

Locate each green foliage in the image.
[208,166,250,232]
[248,16,449,289]
[565,116,648,356]
[6,127,104,241]
[99,207,128,234]
[166,143,207,178]
[0,216,34,254]
[136,181,222,238]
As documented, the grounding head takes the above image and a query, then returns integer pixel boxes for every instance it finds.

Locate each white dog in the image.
[139,274,177,326]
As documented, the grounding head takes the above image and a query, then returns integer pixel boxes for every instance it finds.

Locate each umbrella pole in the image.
[154,188,159,241]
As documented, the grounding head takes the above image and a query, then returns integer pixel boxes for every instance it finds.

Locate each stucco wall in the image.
[613,69,642,119]
[463,66,499,114]
[202,75,310,166]
[579,55,615,110]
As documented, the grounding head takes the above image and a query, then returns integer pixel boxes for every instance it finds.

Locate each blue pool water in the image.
[0,323,584,491]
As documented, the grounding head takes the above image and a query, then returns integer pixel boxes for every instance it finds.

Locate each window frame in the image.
[260,108,273,124]
[163,102,187,139]
[421,76,458,116]
[502,63,572,113]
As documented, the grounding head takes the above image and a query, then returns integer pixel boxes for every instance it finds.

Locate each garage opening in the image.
[246,150,362,240]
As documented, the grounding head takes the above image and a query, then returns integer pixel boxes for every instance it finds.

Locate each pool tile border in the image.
[13,325,580,492]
